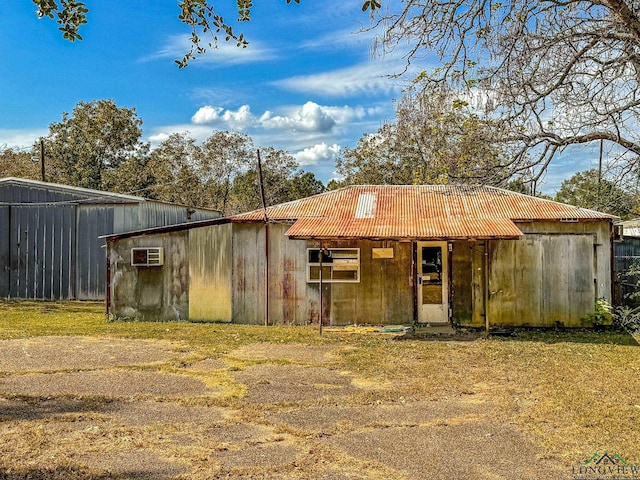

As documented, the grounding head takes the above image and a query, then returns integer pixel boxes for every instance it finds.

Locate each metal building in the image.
[0,177,220,300]
[105,185,616,328]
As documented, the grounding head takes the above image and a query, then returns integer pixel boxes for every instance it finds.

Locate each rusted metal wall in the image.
[516,221,611,301]
[231,223,267,324]
[189,224,233,322]
[108,231,189,322]
[453,221,611,328]
[231,223,312,325]
[267,224,312,324]
[487,234,596,327]
[305,239,413,326]
[451,240,474,326]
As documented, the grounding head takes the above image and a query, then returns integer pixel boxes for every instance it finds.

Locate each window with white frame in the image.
[307,248,360,283]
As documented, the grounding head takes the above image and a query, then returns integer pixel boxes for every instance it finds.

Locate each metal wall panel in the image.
[0,207,9,297]
[76,205,115,300]
[232,224,266,324]
[488,234,595,327]
[189,224,233,322]
[614,238,640,305]
[8,205,76,299]
[108,232,189,321]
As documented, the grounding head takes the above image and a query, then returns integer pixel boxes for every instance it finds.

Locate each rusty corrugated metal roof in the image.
[230,185,615,239]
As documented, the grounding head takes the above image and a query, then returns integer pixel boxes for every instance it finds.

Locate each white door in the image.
[417,241,449,324]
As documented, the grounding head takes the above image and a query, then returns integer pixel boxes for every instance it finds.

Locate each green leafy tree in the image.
[43,100,149,192]
[145,132,206,206]
[199,131,255,213]
[228,148,325,214]
[555,169,638,218]
[145,130,323,214]
[0,147,41,180]
[336,82,510,186]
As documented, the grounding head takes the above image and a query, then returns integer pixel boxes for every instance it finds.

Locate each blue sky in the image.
[0,1,597,193]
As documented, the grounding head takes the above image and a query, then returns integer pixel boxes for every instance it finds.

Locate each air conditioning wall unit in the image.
[131,247,164,267]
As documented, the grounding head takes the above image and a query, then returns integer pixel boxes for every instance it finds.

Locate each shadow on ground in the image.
[393,326,639,346]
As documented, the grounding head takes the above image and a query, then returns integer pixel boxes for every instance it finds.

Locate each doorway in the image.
[416,241,449,324]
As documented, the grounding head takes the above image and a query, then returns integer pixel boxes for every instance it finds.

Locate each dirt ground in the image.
[0,336,569,479]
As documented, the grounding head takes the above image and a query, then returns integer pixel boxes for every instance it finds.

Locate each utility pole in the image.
[597,139,603,209]
[39,138,46,182]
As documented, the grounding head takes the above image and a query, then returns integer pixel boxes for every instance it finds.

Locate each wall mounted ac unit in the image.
[131,247,164,267]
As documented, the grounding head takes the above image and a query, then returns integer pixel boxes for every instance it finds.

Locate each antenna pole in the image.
[257,150,269,326]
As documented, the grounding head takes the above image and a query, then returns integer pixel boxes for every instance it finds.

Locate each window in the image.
[307,248,360,283]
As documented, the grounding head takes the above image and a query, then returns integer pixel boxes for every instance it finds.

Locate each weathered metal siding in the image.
[0,206,10,297]
[6,205,76,299]
[108,231,189,321]
[0,182,80,299]
[230,223,312,325]
[76,205,114,300]
[189,224,233,322]
[231,223,267,324]
[77,202,219,301]
[267,224,311,324]
[451,240,474,326]
[306,239,413,326]
[487,234,596,327]
[614,238,640,305]
[517,221,611,301]
[0,178,220,301]
[113,202,217,233]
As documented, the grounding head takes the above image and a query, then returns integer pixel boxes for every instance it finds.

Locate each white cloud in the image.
[273,61,407,97]
[220,105,254,130]
[299,26,376,51]
[189,101,375,135]
[0,129,47,149]
[191,106,222,124]
[147,35,276,66]
[260,102,336,132]
[294,143,341,166]
[147,132,172,144]
[191,105,254,130]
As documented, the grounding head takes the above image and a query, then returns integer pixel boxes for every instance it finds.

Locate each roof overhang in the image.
[285,216,523,240]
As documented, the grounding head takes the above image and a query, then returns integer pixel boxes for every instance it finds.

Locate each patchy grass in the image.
[1,300,639,478]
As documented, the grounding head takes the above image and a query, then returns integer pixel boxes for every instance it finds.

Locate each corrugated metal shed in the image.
[231,185,615,239]
[618,218,640,238]
[0,177,220,300]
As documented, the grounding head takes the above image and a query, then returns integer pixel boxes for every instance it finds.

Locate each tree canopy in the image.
[554,169,638,218]
[42,99,149,191]
[2,99,323,213]
[34,0,640,191]
[0,148,41,180]
[367,0,640,187]
[335,81,512,186]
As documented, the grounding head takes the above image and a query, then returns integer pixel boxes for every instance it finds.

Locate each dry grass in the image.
[0,300,639,479]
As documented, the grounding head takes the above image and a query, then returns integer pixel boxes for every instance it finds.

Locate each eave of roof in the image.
[285,216,524,240]
[0,177,145,202]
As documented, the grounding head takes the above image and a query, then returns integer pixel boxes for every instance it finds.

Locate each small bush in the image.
[614,305,640,333]
[584,298,613,327]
